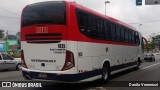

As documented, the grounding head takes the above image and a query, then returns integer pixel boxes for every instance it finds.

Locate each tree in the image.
[16,32,20,45]
[145,34,160,52]
[144,42,155,52]
[17,39,20,45]
[0,29,4,39]
[152,35,160,49]
[16,31,21,50]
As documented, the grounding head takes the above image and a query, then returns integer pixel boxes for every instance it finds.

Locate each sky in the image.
[0,0,160,40]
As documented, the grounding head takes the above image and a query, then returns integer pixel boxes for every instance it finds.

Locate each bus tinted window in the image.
[125,29,128,43]
[120,28,125,42]
[135,32,140,45]
[88,15,96,30]
[76,9,137,43]
[77,11,96,38]
[128,30,132,43]
[97,19,105,39]
[104,22,111,40]
[78,11,88,28]
[22,2,66,27]
[111,24,116,41]
[116,26,121,41]
[131,31,135,44]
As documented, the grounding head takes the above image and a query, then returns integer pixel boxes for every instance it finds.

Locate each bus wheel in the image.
[101,63,110,82]
[135,59,140,70]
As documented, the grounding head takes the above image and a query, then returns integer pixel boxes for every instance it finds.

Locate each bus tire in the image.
[101,63,110,82]
[135,59,141,70]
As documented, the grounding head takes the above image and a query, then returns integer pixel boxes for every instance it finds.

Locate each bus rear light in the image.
[62,50,75,71]
[21,50,28,69]
[25,33,62,43]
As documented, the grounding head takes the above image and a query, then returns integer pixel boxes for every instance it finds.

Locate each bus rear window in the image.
[22,1,66,27]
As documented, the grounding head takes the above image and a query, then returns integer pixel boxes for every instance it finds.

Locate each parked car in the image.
[144,53,155,62]
[0,53,21,70]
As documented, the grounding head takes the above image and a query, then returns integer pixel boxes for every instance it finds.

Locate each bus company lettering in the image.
[35,27,48,33]
[50,48,66,54]
[31,59,56,63]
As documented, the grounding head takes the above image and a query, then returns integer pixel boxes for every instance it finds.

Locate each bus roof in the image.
[25,1,136,31]
[67,1,136,31]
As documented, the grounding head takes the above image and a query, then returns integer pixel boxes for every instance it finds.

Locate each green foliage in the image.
[152,35,160,48]
[152,35,160,43]
[144,42,155,52]
[0,29,4,38]
[17,39,20,45]
[144,34,160,52]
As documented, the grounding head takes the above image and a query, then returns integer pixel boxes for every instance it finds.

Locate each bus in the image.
[21,1,144,82]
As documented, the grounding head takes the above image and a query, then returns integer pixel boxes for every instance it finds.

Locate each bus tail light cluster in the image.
[21,50,28,69]
[25,33,62,43]
[62,50,75,71]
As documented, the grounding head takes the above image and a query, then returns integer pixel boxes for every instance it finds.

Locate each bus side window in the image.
[116,26,121,42]
[135,32,140,45]
[88,15,96,30]
[138,34,140,45]
[96,19,105,39]
[131,31,135,44]
[141,37,144,53]
[77,11,88,29]
[111,24,116,41]
[125,29,129,43]
[87,15,97,38]
[77,10,93,37]
[104,21,111,40]
[134,31,136,44]
[128,30,132,44]
[120,28,125,42]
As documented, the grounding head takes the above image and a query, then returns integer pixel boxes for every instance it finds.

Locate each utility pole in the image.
[139,24,143,32]
[105,1,110,15]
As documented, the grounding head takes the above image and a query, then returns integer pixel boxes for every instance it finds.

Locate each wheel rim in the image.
[18,64,22,70]
[103,67,108,80]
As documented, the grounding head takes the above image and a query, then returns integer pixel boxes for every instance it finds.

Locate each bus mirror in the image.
[142,37,148,44]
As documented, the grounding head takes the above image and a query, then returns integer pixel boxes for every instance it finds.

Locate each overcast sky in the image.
[0,0,160,40]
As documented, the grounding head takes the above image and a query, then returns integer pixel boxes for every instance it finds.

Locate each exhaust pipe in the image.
[25,75,32,80]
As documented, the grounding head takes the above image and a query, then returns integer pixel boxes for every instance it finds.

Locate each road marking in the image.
[112,61,160,80]
[139,62,160,71]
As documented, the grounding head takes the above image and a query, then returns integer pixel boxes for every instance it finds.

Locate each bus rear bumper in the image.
[22,68,102,83]
[22,70,78,82]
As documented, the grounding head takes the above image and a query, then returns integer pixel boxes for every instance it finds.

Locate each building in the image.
[0,41,8,52]
[7,35,20,52]
[0,34,20,52]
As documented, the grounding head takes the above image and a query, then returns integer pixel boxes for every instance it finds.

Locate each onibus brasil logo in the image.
[1,82,43,87]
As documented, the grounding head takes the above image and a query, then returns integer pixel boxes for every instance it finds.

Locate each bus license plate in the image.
[38,73,48,78]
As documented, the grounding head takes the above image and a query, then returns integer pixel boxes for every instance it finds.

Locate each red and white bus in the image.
[21,1,144,82]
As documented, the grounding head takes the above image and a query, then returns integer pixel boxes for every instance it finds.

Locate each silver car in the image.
[144,53,155,62]
[0,53,21,70]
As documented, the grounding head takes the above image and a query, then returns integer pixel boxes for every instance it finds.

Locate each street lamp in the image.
[139,24,142,32]
[105,1,110,15]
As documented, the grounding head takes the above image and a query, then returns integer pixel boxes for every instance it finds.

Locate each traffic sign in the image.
[145,0,160,5]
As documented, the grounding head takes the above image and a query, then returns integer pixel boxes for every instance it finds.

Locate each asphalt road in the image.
[0,70,23,81]
[0,58,160,90]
